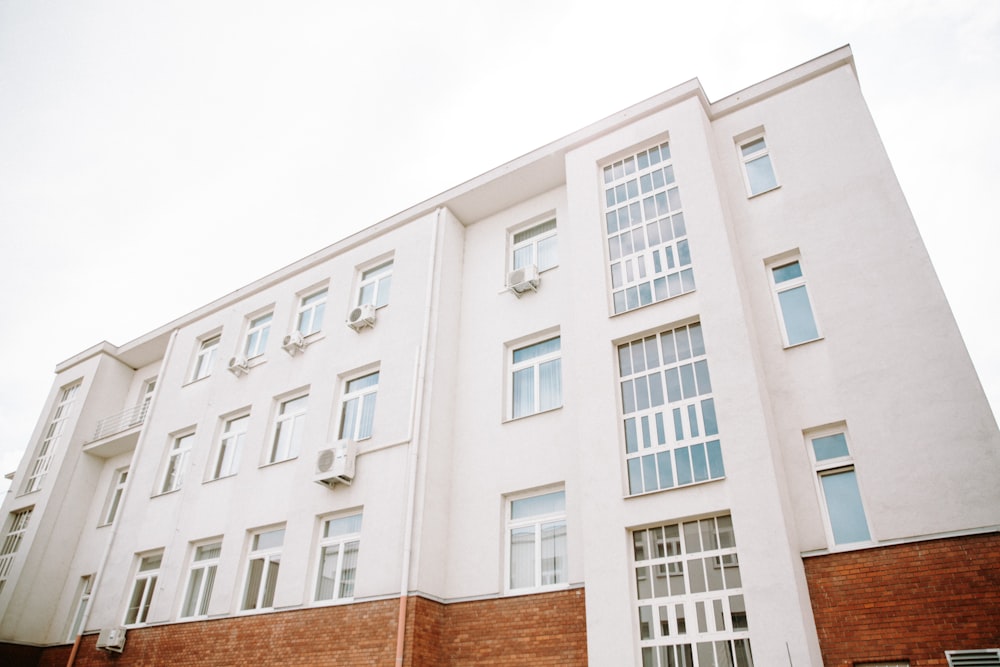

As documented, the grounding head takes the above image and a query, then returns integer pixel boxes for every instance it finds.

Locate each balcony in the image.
[83,404,148,458]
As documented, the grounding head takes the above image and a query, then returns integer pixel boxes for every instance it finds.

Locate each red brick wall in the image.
[803,532,1000,667]
[405,588,588,667]
[19,589,587,667]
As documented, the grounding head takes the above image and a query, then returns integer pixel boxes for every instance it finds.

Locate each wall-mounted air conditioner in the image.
[96,627,127,653]
[346,303,377,331]
[281,330,306,355]
[314,440,358,488]
[227,356,249,376]
[507,264,540,296]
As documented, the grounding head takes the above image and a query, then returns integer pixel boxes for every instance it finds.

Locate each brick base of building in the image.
[803,531,1000,667]
[4,588,587,667]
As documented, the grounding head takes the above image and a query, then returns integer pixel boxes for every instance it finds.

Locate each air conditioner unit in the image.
[96,626,127,653]
[314,440,358,488]
[227,356,249,376]
[281,330,306,355]
[507,264,540,296]
[346,303,377,331]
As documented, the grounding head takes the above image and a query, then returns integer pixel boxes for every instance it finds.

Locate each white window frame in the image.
[211,414,249,480]
[123,551,162,626]
[504,488,568,594]
[241,527,285,612]
[24,383,80,494]
[100,468,128,526]
[356,260,393,309]
[510,218,558,273]
[268,394,308,463]
[767,255,821,347]
[314,513,363,603]
[66,573,94,641]
[136,378,156,424]
[338,371,379,441]
[160,432,194,494]
[631,514,753,666]
[191,334,220,382]
[180,540,222,619]
[295,287,328,337]
[243,311,273,359]
[0,507,32,596]
[807,427,872,548]
[509,335,562,420]
[738,133,779,196]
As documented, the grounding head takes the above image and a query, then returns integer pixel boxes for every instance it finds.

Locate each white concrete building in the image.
[1,46,998,667]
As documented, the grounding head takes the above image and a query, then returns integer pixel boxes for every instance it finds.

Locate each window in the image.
[511,219,557,272]
[511,336,561,419]
[269,395,307,463]
[0,508,32,596]
[632,515,753,667]
[191,335,220,381]
[296,289,328,336]
[603,142,694,314]
[212,415,248,479]
[619,323,724,496]
[101,468,128,525]
[769,258,820,346]
[338,372,379,441]
[136,378,156,423]
[357,261,393,308]
[243,312,273,359]
[25,383,80,493]
[66,574,94,641]
[315,513,362,602]
[124,552,162,625]
[739,135,778,196]
[506,490,567,592]
[241,527,284,611]
[161,433,194,494]
[180,541,221,618]
[808,430,871,546]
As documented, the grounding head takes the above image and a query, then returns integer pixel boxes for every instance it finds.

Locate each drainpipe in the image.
[394,208,442,666]
[69,329,179,665]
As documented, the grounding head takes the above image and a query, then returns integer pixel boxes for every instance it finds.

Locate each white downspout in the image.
[394,208,442,666]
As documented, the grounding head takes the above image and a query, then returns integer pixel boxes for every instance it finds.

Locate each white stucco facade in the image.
[1,46,997,666]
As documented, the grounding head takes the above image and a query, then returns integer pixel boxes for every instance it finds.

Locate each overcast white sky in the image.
[1,1,997,494]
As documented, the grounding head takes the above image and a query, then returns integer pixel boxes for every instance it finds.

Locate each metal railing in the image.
[91,404,148,441]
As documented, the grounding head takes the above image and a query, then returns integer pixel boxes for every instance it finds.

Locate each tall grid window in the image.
[161,433,194,494]
[619,323,724,495]
[633,515,753,667]
[506,490,567,592]
[243,312,272,359]
[511,219,558,272]
[269,395,307,463]
[0,508,32,596]
[181,541,221,618]
[101,468,128,525]
[66,574,94,641]
[213,415,249,479]
[357,261,393,308]
[25,383,80,493]
[338,372,379,441]
[603,142,694,314]
[315,513,362,602]
[242,527,284,611]
[191,335,221,381]
[511,337,562,419]
[124,552,162,625]
[296,289,328,336]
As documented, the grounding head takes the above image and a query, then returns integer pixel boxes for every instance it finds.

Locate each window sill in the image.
[183,374,212,388]
[504,582,570,597]
[152,487,182,499]
[624,474,725,499]
[310,597,356,608]
[204,473,237,484]
[504,404,563,424]
[782,335,824,350]
[259,456,299,470]
[747,184,781,199]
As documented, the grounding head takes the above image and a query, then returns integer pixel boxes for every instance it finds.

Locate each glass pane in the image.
[822,470,871,544]
[812,433,849,461]
[778,286,819,344]
[740,138,766,157]
[315,544,340,600]
[771,261,802,283]
[540,520,566,584]
[346,372,379,393]
[511,491,565,519]
[537,235,558,271]
[510,527,535,589]
[325,514,363,537]
[512,368,534,418]
[746,154,777,194]
[339,540,359,598]
[183,569,205,617]
[513,337,560,363]
[538,359,562,411]
[254,528,285,551]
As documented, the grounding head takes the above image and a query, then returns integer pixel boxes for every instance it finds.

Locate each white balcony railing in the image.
[91,404,149,442]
